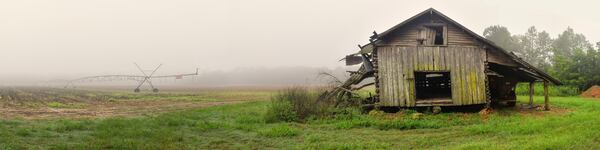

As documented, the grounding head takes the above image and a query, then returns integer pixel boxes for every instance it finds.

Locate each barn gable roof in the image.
[357,8,561,85]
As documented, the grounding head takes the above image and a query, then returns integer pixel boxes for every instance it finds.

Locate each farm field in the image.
[0,87,274,119]
[2,87,600,149]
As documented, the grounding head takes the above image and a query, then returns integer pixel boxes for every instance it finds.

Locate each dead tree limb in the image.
[319,65,373,106]
[352,82,375,91]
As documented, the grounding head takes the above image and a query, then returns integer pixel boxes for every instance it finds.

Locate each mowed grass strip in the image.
[2,96,600,149]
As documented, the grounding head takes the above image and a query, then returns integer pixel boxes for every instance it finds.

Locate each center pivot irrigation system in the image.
[65,63,198,92]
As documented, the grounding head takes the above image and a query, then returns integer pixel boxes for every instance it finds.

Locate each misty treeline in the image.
[177,66,351,86]
[483,25,600,90]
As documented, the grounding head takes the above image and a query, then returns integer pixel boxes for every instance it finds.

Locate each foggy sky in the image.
[1,0,599,81]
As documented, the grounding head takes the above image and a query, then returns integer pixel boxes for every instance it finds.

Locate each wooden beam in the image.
[529,82,534,106]
[544,81,550,111]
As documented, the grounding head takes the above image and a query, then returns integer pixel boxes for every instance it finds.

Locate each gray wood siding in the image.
[487,47,520,66]
[386,23,480,47]
[377,46,487,106]
[380,12,517,66]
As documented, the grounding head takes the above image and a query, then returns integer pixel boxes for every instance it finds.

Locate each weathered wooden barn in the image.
[344,8,561,109]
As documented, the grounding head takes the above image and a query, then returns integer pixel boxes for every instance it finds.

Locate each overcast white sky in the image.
[1,0,599,80]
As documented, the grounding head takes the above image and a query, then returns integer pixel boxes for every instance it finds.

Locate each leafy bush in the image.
[515,83,580,96]
[264,99,298,122]
[264,87,338,123]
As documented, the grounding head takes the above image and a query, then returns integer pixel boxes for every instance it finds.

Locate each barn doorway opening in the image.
[415,71,452,100]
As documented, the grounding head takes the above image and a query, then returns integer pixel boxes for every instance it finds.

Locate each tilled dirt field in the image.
[0,87,274,119]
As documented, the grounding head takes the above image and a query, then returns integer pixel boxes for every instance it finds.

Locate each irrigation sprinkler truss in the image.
[65,63,198,92]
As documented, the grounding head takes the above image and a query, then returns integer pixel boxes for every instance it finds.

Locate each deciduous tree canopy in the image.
[484,26,600,90]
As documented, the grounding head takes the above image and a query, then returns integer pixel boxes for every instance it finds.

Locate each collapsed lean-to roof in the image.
[352,8,561,85]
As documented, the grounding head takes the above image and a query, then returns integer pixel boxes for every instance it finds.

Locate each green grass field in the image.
[2,89,600,149]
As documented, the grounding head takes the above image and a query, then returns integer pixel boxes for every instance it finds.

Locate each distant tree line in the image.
[483,25,600,90]
[175,66,352,86]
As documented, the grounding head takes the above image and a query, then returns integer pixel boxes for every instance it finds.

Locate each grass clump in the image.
[47,102,85,109]
[195,121,220,131]
[47,102,69,108]
[47,120,91,133]
[258,124,299,137]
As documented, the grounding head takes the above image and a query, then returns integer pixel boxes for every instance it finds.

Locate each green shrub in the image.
[264,86,367,123]
[515,83,580,96]
[264,87,336,122]
[264,99,298,123]
[277,87,316,119]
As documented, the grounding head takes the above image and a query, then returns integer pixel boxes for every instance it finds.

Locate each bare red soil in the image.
[581,85,600,98]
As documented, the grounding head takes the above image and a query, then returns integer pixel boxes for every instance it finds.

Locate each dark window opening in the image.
[415,72,451,100]
[417,25,446,45]
[430,26,444,45]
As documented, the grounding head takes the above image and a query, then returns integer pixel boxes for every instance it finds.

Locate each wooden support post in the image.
[544,81,550,111]
[529,82,534,107]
